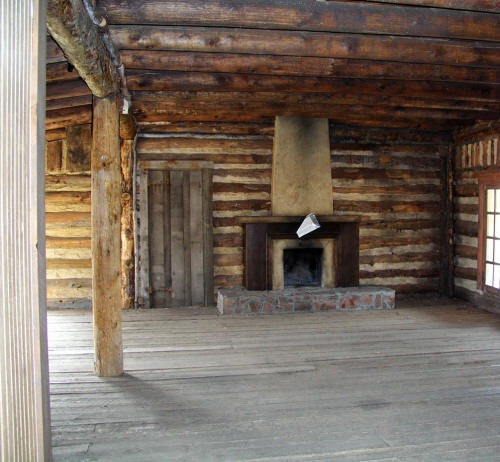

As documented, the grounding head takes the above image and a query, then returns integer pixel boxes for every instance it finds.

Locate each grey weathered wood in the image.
[47,301,500,461]
[170,170,185,305]
[148,170,166,307]
[190,170,204,305]
[182,172,192,306]
[202,168,214,306]
[163,170,172,307]
[137,169,150,308]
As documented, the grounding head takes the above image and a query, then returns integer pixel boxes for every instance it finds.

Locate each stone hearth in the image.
[218,286,395,315]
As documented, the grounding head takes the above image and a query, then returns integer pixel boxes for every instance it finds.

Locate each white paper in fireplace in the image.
[297,213,321,238]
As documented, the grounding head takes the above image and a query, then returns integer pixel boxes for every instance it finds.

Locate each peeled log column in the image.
[120,113,137,310]
[92,95,123,376]
[47,0,119,98]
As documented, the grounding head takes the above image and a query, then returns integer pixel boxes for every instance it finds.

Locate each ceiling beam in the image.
[120,51,500,85]
[47,0,120,98]
[333,0,500,14]
[98,0,500,42]
[110,26,500,68]
[126,70,500,103]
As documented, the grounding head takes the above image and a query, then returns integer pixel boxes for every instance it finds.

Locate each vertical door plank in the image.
[170,170,185,305]
[138,169,150,308]
[202,168,214,306]
[163,170,172,306]
[148,170,166,307]
[183,171,192,306]
[190,170,204,305]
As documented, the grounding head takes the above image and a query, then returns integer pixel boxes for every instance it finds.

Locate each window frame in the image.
[477,172,500,294]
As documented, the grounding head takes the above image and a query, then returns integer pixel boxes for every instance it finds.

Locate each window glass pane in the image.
[487,214,494,236]
[486,263,494,287]
[487,189,495,212]
[494,264,500,289]
[487,238,494,262]
[496,190,500,213]
[494,241,500,263]
[495,215,500,238]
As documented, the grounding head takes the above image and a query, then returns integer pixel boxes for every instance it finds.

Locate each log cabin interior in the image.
[2,0,500,460]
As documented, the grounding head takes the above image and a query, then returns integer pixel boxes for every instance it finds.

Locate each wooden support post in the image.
[120,113,137,310]
[92,95,123,376]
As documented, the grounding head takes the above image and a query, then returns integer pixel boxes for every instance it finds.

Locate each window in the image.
[478,174,500,292]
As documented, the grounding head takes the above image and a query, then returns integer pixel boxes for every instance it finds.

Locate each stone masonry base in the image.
[217,286,395,315]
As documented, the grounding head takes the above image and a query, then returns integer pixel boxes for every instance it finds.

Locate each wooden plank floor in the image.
[48,298,500,462]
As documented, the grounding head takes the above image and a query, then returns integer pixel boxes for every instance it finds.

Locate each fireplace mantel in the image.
[241,216,360,290]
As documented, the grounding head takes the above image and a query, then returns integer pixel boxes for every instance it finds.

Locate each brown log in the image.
[331,168,439,180]
[45,211,90,226]
[46,36,66,64]
[45,95,93,111]
[360,268,439,279]
[46,80,91,100]
[213,199,270,212]
[99,0,500,42]
[110,26,500,68]
[454,184,479,197]
[139,153,271,164]
[213,233,243,247]
[336,0,500,13]
[214,253,243,267]
[46,258,92,269]
[66,124,92,172]
[45,140,62,173]
[214,274,243,287]
[213,183,270,194]
[455,220,478,237]
[91,95,123,376]
[46,62,81,83]
[454,266,477,281]
[119,113,137,140]
[127,72,500,103]
[45,106,92,131]
[454,202,478,215]
[454,120,500,143]
[335,200,440,214]
[46,128,67,141]
[121,50,500,84]
[45,237,91,248]
[132,91,500,112]
[360,253,438,265]
[120,138,135,310]
[360,235,437,250]
[333,185,440,195]
[134,108,465,130]
[361,219,440,230]
[45,175,91,192]
[47,0,119,97]
[455,244,478,259]
[331,124,451,144]
[138,121,274,135]
[137,136,272,154]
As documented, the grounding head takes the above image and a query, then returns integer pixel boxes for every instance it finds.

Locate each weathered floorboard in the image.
[48,300,500,461]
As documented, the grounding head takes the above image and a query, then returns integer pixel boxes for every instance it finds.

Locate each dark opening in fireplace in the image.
[283,248,323,287]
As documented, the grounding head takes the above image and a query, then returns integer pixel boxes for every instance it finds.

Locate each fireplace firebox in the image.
[240,216,360,290]
[284,248,323,287]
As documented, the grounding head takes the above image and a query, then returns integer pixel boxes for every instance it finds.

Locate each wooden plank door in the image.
[144,168,213,307]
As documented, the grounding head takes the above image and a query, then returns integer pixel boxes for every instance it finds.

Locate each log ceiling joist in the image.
[331,0,500,14]
[47,0,120,98]
[98,0,500,42]
[121,51,500,85]
[126,71,500,103]
[110,26,500,68]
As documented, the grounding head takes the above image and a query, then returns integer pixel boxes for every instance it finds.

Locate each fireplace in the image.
[284,248,322,287]
[240,216,359,290]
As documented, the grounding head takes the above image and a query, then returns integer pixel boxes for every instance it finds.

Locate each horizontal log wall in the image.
[453,127,500,312]
[45,39,95,307]
[45,125,91,307]
[137,123,447,297]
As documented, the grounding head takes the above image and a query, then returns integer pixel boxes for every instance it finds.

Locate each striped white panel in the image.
[0,0,51,460]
